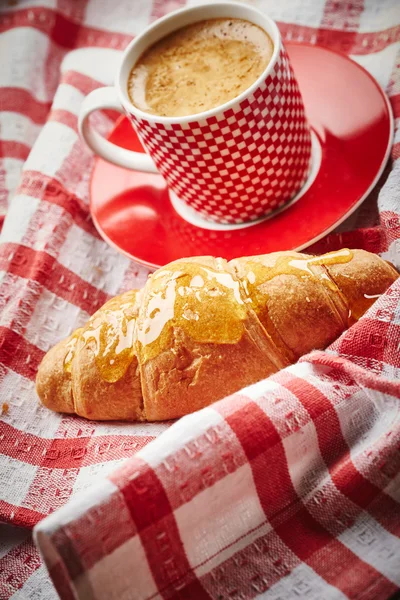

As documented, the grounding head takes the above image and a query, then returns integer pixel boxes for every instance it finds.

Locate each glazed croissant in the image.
[36,249,398,422]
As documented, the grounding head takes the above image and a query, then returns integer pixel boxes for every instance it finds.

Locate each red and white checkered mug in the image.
[79,2,312,225]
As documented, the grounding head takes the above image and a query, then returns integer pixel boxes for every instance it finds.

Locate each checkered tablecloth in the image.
[0,1,399,599]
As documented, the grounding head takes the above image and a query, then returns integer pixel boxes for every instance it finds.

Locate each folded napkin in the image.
[35,323,400,600]
[0,1,400,599]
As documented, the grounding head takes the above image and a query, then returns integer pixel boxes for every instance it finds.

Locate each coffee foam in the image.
[128,18,273,118]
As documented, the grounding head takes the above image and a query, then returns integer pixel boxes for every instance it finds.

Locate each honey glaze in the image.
[137,261,248,363]
[63,290,140,382]
[64,329,83,373]
[271,249,353,288]
[238,249,353,297]
[232,249,354,339]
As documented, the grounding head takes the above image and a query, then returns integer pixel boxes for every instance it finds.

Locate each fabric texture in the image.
[0,0,399,599]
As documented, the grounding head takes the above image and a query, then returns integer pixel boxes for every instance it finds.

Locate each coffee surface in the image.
[128,18,274,117]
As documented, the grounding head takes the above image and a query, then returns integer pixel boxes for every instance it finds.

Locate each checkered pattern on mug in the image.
[129,46,312,224]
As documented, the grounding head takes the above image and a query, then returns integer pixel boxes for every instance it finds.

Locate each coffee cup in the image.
[79,2,312,225]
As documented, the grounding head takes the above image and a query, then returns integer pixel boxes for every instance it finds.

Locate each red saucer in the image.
[90,43,393,269]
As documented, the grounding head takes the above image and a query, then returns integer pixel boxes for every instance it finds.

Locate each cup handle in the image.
[78,87,158,173]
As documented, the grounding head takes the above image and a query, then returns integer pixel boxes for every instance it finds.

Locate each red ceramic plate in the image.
[90,43,393,268]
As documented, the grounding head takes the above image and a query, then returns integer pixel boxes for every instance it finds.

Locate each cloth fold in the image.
[34,287,400,600]
[0,1,399,599]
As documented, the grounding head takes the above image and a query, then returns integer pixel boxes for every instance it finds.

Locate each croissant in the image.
[36,249,398,422]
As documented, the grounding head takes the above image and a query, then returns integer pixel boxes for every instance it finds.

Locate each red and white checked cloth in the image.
[0,1,400,599]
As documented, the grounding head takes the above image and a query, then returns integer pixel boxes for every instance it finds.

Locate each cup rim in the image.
[116,1,282,125]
